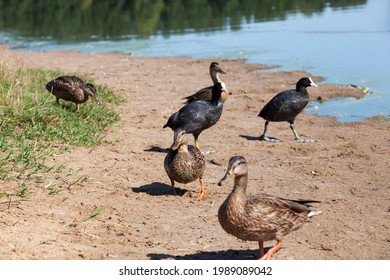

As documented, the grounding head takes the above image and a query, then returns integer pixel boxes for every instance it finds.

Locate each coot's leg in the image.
[259,121,280,142]
[290,122,300,140]
[290,122,317,143]
[196,133,216,155]
[193,133,200,148]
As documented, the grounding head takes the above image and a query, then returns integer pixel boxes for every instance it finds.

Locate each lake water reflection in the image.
[0,0,388,121]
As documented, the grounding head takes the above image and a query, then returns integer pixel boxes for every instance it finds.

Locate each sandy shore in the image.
[0,45,389,260]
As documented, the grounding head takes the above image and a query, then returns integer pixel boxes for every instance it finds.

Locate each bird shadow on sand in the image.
[144,146,169,154]
[131,182,188,197]
[147,248,261,260]
[239,135,261,141]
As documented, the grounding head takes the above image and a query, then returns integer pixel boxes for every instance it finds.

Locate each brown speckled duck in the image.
[218,156,321,260]
[182,62,229,104]
[45,75,100,111]
[164,135,207,200]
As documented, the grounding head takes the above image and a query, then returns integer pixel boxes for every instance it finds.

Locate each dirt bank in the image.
[0,45,389,260]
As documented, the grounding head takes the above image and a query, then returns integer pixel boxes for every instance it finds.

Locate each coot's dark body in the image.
[258,77,317,142]
[259,89,309,122]
[163,82,225,149]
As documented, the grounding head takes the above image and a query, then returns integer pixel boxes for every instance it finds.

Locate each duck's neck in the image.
[232,175,248,194]
[210,70,222,84]
[226,175,249,215]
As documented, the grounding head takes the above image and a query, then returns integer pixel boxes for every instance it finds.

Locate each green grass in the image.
[68,207,106,229]
[0,186,28,206]
[0,59,123,199]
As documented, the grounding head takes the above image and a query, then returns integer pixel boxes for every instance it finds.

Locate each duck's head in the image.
[210,62,226,75]
[218,156,248,186]
[170,130,186,151]
[177,140,189,153]
[84,83,101,105]
[296,77,317,90]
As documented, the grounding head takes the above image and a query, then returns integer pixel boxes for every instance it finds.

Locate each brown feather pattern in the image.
[45,75,100,110]
[164,142,206,185]
[182,62,229,104]
[218,156,321,246]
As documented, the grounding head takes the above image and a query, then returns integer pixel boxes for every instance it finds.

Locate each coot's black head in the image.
[296,77,317,90]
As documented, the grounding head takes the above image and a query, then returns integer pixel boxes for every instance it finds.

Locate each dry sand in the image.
[0,45,389,260]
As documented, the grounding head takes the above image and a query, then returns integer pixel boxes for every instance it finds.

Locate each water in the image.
[0,0,389,122]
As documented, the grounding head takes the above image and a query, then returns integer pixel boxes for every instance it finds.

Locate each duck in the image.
[45,75,101,111]
[182,62,229,104]
[164,135,207,200]
[258,77,317,142]
[217,156,321,260]
[163,82,226,149]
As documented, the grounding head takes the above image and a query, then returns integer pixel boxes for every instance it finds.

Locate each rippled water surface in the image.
[0,0,388,121]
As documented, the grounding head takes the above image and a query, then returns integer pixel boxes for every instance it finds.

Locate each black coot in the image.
[163,82,226,149]
[258,77,317,142]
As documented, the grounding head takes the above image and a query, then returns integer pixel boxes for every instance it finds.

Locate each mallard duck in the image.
[182,62,229,104]
[163,82,226,149]
[218,156,321,260]
[258,77,317,142]
[164,136,207,200]
[45,75,101,111]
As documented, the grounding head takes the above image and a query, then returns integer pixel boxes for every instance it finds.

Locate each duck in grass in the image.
[45,75,100,111]
[164,134,207,200]
[218,156,321,260]
[182,62,229,104]
[163,82,226,149]
[258,77,317,142]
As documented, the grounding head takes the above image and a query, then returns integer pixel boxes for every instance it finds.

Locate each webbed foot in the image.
[295,138,317,143]
[259,135,281,143]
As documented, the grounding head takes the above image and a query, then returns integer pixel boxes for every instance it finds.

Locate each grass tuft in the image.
[68,207,106,229]
[0,57,123,201]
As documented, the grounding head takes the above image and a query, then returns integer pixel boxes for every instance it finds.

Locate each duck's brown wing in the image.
[56,76,85,88]
[46,76,84,92]
[246,194,319,214]
[182,86,213,104]
[243,194,319,235]
[45,76,85,102]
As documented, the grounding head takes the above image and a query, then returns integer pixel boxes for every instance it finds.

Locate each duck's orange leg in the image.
[258,241,265,259]
[170,179,177,195]
[196,177,208,200]
[259,241,282,260]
